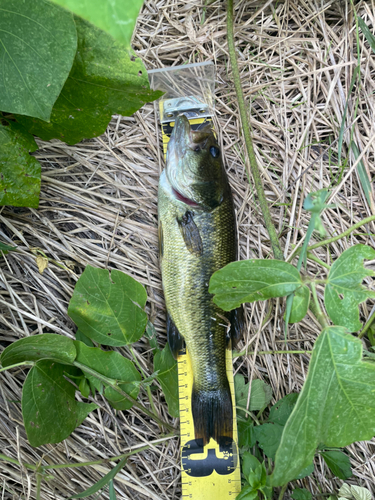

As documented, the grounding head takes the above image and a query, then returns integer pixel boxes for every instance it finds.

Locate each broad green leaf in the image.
[154,343,179,418]
[74,341,141,410]
[358,17,375,55]
[0,0,77,121]
[75,330,94,347]
[242,452,261,477]
[338,483,353,499]
[350,486,372,500]
[253,423,284,460]
[0,121,41,208]
[321,450,352,480]
[68,265,147,347]
[0,241,16,254]
[235,374,272,418]
[288,285,310,323]
[210,259,302,311]
[268,393,298,426]
[50,0,143,48]
[1,333,76,367]
[294,463,314,480]
[17,18,163,145]
[292,488,312,500]
[22,361,97,447]
[70,456,127,499]
[248,461,266,490]
[238,420,256,448]
[324,245,375,332]
[271,326,375,486]
[236,485,258,500]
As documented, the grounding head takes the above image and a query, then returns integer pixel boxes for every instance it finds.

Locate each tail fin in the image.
[191,381,233,445]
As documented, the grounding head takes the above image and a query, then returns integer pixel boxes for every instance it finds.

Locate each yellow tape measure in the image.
[161,115,241,499]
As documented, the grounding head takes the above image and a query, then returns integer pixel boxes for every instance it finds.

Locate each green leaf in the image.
[242,452,261,477]
[0,121,41,208]
[248,461,266,490]
[358,17,375,55]
[253,423,284,460]
[16,18,163,145]
[268,393,298,426]
[350,486,372,500]
[294,463,314,480]
[22,361,97,447]
[292,488,312,500]
[0,241,17,254]
[271,326,375,486]
[50,0,143,48]
[68,265,147,347]
[238,420,256,448]
[236,485,258,500]
[235,374,272,418]
[145,321,159,352]
[209,259,302,311]
[75,330,94,347]
[0,0,77,121]
[74,341,141,410]
[154,343,179,418]
[70,456,127,499]
[324,245,375,332]
[287,285,310,323]
[1,333,76,367]
[109,479,117,500]
[79,377,90,398]
[321,450,352,480]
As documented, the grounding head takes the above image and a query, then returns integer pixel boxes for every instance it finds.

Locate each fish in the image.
[158,114,243,446]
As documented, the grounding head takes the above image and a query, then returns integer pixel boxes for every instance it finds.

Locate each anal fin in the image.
[226,306,245,348]
[167,313,185,359]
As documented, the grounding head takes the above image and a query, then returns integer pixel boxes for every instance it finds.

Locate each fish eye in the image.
[194,146,200,152]
[210,146,220,158]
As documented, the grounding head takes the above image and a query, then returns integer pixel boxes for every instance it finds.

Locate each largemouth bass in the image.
[158,115,243,445]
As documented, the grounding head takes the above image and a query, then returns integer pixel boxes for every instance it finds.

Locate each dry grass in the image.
[1,0,375,498]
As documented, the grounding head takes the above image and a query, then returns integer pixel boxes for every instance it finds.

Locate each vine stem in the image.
[0,361,34,373]
[73,362,176,433]
[287,214,375,262]
[278,483,289,500]
[233,349,312,358]
[310,283,329,329]
[0,435,174,472]
[226,0,283,261]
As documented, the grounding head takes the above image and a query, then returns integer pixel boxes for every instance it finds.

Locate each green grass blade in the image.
[351,142,374,211]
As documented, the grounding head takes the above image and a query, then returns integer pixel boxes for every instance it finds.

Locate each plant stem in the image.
[0,361,35,373]
[278,483,288,500]
[129,346,159,420]
[226,0,283,261]
[287,214,375,262]
[358,310,375,339]
[73,361,176,433]
[310,283,329,329]
[0,434,174,472]
[233,349,312,358]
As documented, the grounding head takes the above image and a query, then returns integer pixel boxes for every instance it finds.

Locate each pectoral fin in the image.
[177,211,203,257]
[167,313,185,359]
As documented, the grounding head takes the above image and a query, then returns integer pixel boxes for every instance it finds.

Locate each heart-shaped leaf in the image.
[68,266,147,347]
[271,326,375,486]
[0,0,77,121]
[22,360,97,447]
[0,121,41,208]
[324,245,375,332]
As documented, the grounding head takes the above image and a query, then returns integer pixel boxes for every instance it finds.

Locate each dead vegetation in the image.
[1,0,375,498]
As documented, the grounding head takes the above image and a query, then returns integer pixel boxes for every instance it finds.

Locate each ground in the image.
[1,0,375,499]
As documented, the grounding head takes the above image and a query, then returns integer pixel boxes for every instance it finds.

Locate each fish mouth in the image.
[172,114,213,151]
